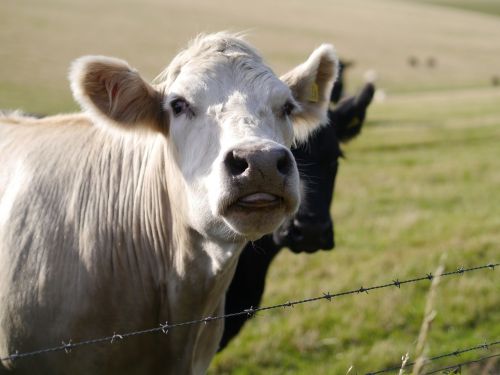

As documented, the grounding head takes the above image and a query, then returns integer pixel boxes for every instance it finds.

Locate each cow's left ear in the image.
[280,44,338,142]
[70,56,169,133]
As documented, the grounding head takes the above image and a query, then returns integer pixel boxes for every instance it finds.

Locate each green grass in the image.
[1,0,499,373]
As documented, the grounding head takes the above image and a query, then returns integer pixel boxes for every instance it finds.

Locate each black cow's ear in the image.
[332,82,375,143]
[70,56,169,134]
[355,82,375,108]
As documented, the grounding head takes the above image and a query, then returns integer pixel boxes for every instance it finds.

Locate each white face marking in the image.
[163,55,299,240]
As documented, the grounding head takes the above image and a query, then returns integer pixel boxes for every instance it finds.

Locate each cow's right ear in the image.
[280,44,338,143]
[70,56,169,133]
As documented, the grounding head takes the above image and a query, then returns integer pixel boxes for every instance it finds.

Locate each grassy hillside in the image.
[1,0,499,373]
[1,0,500,113]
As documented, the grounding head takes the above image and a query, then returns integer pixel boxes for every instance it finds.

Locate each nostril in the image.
[277,151,292,175]
[225,150,249,176]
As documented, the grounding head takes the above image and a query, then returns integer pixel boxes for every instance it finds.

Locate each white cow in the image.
[0,33,337,374]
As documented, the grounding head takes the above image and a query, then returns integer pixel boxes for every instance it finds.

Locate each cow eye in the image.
[282,100,296,117]
[170,97,190,117]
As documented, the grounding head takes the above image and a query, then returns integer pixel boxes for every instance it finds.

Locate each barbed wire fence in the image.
[422,353,500,374]
[1,263,498,373]
[366,340,500,374]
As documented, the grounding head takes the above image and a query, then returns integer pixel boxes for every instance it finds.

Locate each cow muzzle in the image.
[273,215,335,253]
[219,143,299,239]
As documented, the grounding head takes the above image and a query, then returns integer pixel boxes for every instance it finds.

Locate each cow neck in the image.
[77,130,174,287]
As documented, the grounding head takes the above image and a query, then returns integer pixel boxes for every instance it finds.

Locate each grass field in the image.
[1,0,499,373]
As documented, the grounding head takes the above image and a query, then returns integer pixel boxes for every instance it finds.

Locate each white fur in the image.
[0,164,29,241]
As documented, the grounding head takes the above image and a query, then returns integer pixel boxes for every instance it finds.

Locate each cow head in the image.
[273,82,375,252]
[69,33,338,243]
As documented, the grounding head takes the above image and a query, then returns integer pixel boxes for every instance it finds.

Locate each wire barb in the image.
[358,286,369,294]
[243,307,255,317]
[62,340,73,354]
[110,333,123,344]
[160,322,169,335]
[323,292,333,301]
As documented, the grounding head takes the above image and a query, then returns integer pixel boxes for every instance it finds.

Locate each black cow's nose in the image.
[224,147,293,178]
[290,219,334,251]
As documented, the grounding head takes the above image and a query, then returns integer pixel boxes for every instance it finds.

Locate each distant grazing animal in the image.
[220,81,375,350]
[408,56,419,67]
[0,33,338,374]
[426,56,437,68]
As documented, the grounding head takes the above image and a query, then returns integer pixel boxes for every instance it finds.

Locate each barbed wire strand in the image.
[1,263,497,363]
[366,340,500,374]
[423,352,500,375]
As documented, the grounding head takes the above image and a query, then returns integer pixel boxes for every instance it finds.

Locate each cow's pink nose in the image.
[224,147,293,178]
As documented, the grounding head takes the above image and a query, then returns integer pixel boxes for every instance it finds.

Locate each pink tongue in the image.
[239,193,277,203]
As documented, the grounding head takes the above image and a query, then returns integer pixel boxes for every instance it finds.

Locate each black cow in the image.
[219,81,375,350]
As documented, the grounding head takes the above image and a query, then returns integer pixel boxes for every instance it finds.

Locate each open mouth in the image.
[220,191,293,240]
[234,192,283,209]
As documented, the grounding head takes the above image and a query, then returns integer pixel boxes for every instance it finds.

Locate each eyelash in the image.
[170,97,192,117]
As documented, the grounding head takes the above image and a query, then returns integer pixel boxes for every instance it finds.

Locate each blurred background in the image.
[1,0,499,373]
